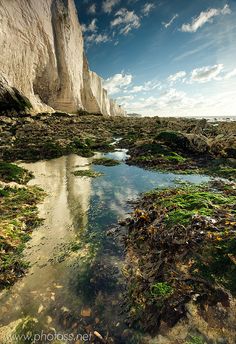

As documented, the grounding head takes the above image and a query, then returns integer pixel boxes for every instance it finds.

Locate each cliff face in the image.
[0,0,125,116]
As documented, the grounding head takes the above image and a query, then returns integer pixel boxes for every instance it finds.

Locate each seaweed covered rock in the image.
[0,169,44,289]
[156,131,209,154]
[122,181,236,341]
[156,131,190,151]
[184,133,209,153]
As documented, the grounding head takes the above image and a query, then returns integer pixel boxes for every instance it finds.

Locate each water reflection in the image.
[0,155,93,330]
[0,153,211,342]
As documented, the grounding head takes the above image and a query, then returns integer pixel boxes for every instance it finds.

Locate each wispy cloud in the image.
[86,33,110,44]
[167,71,186,84]
[181,4,231,33]
[163,14,178,28]
[224,68,236,80]
[173,41,213,62]
[142,3,155,16]
[111,8,140,35]
[127,81,161,93]
[88,4,96,15]
[102,0,120,14]
[81,19,97,33]
[103,73,133,94]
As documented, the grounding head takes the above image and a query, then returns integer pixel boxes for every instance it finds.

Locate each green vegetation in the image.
[150,186,236,226]
[0,185,44,289]
[70,137,94,157]
[73,169,103,178]
[93,157,120,166]
[0,164,44,289]
[127,141,188,169]
[14,317,40,344]
[1,114,235,182]
[4,141,66,161]
[186,335,205,344]
[163,152,186,164]
[150,282,173,298]
[124,182,236,335]
[204,166,236,180]
[0,162,33,184]
[155,131,189,150]
[192,236,236,293]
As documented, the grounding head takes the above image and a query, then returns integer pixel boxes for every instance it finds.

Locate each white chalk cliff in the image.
[0,0,125,116]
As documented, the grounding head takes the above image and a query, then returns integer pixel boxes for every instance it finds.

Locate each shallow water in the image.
[0,151,210,343]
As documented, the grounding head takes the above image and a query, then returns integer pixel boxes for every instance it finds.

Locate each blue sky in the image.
[77,0,236,116]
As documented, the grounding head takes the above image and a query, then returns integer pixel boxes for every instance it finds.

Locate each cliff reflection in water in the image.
[0,154,93,326]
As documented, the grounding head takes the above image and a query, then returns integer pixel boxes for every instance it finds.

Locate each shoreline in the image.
[1,113,236,180]
[0,113,236,343]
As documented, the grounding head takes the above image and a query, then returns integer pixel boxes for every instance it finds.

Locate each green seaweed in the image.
[0,185,44,289]
[0,162,33,184]
[73,169,103,178]
[150,282,173,298]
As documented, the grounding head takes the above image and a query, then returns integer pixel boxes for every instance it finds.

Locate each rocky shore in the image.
[0,112,236,343]
[120,180,236,343]
[1,113,236,180]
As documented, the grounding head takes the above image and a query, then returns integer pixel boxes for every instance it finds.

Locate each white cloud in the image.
[181,4,231,33]
[163,14,179,28]
[88,4,96,14]
[167,65,236,85]
[128,96,157,110]
[102,0,120,13]
[167,71,186,84]
[116,95,135,106]
[111,8,140,35]
[224,68,236,80]
[81,19,97,33]
[125,88,205,116]
[158,88,197,108]
[103,73,133,95]
[190,64,224,83]
[86,33,110,44]
[142,3,155,16]
[82,19,110,45]
[128,81,161,93]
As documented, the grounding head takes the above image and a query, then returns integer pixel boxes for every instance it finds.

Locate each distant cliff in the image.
[0,0,125,116]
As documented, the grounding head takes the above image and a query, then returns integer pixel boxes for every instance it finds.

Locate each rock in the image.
[94,331,105,342]
[226,147,236,158]
[0,319,22,343]
[156,130,210,154]
[0,0,125,116]
[0,75,32,113]
[185,133,209,153]
[61,306,69,313]
[217,338,228,344]
[37,304,44,314]
[156,131,191,152]
[46,316,53,324]
[80,307,91,317]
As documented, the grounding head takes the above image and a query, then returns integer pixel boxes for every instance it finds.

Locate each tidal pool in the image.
[0,151,210,343]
